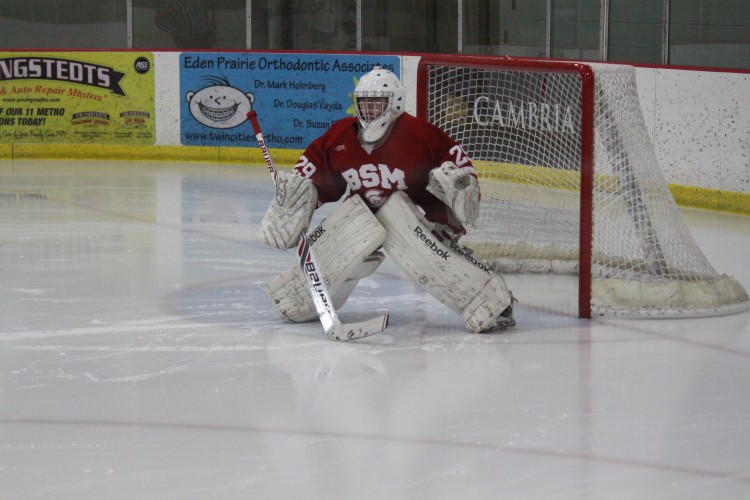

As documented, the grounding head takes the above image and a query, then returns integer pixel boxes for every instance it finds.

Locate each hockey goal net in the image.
[417,55,748,318]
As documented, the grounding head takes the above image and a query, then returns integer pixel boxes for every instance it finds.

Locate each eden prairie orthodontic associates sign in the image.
[179,53,399,148]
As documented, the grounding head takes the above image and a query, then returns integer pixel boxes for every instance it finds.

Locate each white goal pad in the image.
[376,191,514,332]
[267,195,386,323]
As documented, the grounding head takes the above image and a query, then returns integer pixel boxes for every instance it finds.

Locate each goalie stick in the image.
[247,110,389,341]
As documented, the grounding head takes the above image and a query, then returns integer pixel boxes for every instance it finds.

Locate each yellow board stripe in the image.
[473,161,750,216]
[1,143,304,167]
[2,144,748,216]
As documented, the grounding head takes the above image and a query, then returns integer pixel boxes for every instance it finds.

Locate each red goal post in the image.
[416,54,748,319]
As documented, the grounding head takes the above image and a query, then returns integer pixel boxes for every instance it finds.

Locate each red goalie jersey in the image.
[292,113,478,234]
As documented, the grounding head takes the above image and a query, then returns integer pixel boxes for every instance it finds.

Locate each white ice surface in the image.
[1,160,749,499]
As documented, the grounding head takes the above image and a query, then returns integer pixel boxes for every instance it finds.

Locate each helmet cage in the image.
[355,91,394,124]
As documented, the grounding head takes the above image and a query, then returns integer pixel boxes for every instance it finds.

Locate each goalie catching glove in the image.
[427,161,480,225]
[255,171,317,249]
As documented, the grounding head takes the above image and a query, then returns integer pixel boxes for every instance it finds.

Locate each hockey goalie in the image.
[255,66,515,333]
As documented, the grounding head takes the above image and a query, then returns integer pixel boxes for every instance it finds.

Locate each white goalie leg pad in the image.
[376,191,514,333]
[256,171,318,250]
[461,275,516,333]
[427,161,480,225]
[267,195,386,322]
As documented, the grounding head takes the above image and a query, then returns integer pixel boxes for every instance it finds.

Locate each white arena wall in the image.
[3,51,749,214]
[633,66,749,198]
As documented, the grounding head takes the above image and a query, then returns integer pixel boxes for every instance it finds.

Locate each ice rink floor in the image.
[1,160,749,499]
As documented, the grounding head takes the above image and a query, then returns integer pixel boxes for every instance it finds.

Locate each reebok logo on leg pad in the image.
[413,226,450,261]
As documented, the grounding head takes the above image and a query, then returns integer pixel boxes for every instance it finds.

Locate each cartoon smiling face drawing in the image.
[186,77,255,129]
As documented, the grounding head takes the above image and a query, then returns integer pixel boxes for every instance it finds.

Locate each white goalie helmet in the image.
[354,66,405,143]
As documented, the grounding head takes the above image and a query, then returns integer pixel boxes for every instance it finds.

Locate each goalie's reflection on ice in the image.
[1,159,749,499]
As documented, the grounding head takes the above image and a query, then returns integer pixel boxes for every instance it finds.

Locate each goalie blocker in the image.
[267,191,515,333]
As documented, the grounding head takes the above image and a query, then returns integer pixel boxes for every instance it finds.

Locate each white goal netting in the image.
[420,57,748,317]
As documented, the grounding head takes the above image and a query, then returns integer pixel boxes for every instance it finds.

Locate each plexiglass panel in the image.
[0,0,748,70]
[551,0,600,60]
[608,0,662,64]
[133,0,245,50]
[0,0,127,49]
[670,0,750,68]
[462,0,547,57]
[361,0,457,53]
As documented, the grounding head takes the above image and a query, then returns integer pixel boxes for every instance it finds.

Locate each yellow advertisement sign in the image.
[0,52,155,144]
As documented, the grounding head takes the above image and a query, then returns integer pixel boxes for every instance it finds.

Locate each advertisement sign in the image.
[179,53,400,148]
[0,52,155,144]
